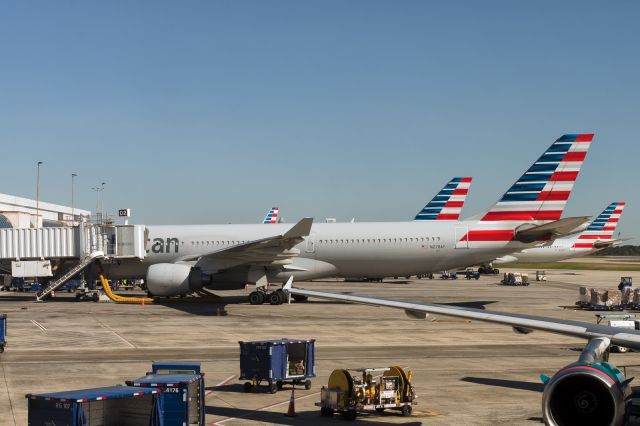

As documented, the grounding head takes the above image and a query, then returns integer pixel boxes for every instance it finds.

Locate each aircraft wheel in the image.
[249,291,264,305]
[269,291,284,305]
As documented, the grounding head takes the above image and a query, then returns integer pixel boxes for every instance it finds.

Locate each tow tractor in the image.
[317,366,416,420]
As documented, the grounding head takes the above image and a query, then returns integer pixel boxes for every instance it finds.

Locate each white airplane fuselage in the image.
[101,220,538,289]
[495,239,595,263]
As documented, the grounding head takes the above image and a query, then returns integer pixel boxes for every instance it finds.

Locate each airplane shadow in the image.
[441,300,496,310]
[461,377,544,393]
[205,405,424,425]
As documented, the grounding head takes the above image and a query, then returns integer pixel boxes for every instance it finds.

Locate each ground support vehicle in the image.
[440,271,457,280]
[127,372,205,426]
[240,338,315,393]
[536,271,547,282]
[501,272,529,286]
[317,366,416,420]
[26,386,162,425]
[0,313,6,353]
[464,269,480,280]
[478,265,500,275]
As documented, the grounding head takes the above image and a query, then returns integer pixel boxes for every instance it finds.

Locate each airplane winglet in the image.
[283,217,313,239]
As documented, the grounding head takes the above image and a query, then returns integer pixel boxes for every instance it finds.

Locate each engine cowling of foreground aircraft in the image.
[542,362,630,426]
[146,263,207,297]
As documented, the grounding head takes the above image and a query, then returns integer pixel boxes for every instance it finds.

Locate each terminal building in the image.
[0,192,91,228]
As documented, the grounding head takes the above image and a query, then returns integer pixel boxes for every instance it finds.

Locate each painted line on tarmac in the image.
[205,375,236,397]
[30,320,47,333]
[210,391,320,425]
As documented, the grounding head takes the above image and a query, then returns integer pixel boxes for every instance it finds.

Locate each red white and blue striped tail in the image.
[414,177,472,221]
[263,207,280,224]
[572,202,626,249]
[480,134,594,222]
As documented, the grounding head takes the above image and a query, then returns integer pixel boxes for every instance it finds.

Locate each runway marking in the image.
[30,320,47,333]
[205,375,236,397]
[92,318,136,349]
[413,408,442,417]
[210,391,320,425]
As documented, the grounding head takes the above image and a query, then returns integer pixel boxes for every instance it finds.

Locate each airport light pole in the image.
[71,173,77,223]
[91,186,102,224]
[100,182,106,220]
[36,161,43,227]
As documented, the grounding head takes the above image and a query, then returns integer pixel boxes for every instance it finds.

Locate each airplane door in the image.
[305,234,316,253]
[455,227,469,249]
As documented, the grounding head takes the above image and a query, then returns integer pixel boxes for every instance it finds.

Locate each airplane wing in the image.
[282,281,640,351]
[514,216,591,243]
[178,218,313,272]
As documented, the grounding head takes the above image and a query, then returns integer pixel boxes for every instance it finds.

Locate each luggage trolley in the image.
[26,386,162,426]
[0,313,6,353]
[127,373,205,426]
[239,338,315,393]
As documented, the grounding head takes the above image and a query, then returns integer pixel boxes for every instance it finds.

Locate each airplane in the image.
[495,202,628,264]
[263,207,281,224]
[282,278,638,426]
[100,133,594,304]
[414,177,472,221]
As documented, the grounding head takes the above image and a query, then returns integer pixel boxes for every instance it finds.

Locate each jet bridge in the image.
[0,223,147,300]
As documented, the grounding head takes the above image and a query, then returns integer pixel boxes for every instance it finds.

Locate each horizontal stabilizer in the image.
[593,237,632,249]
[514,216,591,243]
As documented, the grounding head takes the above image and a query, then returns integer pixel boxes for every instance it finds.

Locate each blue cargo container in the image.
[239,338,315,393]
[152,361,202,375]
[26,386,162,426]
[127,373,205,426]
[0,313,6,353]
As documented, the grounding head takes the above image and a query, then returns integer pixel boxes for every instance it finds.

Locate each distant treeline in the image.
[593,245,640,256]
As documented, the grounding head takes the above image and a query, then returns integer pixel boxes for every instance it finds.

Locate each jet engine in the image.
[542,362,631,426]
[146,264,207,297]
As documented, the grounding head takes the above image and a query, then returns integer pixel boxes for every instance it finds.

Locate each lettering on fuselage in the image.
[147,237,180,254]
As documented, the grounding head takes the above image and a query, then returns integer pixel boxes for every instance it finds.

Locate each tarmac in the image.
[1,267,640,425]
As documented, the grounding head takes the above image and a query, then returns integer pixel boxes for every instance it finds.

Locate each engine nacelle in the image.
[146,263,206,297]
[542,362,631,426]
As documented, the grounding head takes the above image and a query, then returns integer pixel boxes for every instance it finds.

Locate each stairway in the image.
[35,251,105,302]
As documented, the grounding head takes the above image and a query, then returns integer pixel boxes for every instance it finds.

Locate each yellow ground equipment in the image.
[98,273,153,304]
[318,366,416,420]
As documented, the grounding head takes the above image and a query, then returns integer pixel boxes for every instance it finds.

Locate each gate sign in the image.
[118,209,131,217]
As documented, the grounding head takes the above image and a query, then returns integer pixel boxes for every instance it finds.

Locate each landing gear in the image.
[269,290,286,305]
[249,291,265,305]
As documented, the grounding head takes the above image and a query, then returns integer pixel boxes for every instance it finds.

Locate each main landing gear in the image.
[248,288,308,305]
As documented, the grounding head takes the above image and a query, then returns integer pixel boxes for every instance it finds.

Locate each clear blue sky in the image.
[1,1,638,241]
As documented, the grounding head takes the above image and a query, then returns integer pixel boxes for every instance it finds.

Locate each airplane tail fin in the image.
[573,202,626,249]
[414,177,472,221]
[479,134,594,223]
[263,207,280,224]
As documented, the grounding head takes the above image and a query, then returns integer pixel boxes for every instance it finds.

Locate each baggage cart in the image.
[152,360,202,375]
[127,372,205,426]
[0,313,6,353]
[26,386,161,425]
[239,338,315,393]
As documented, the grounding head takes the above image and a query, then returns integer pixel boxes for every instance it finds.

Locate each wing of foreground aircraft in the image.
[282,280,640,426]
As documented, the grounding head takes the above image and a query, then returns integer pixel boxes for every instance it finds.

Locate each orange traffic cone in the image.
[141,299,145,306]
[285,387,296,417]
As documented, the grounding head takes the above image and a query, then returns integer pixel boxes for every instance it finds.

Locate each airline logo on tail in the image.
[263,207,280,224]
[573,202,625,249]
[481,133,593,222]
[414,177,472,221]
[465,134,594,242]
